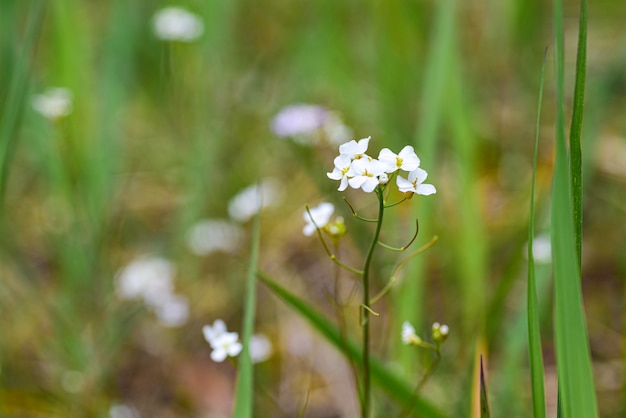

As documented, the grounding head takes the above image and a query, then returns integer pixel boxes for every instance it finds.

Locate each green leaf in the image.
[232,212,262,418]
[479,357,491,418]
[527,49,548,418]
[552,0,598,416]
[258,272,448,418]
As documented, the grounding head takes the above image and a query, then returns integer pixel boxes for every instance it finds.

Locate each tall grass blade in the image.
[258,272,448,418]
[552,0,598,416]
[0,0,45,207]
[569,0,588,265]
[479,357,491,418]
[232,211,262,417]
[527,49,548,418]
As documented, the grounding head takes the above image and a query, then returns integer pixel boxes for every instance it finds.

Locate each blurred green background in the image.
[1,0,625,417]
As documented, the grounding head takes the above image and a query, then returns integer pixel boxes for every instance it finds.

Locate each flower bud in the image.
[325,216,347,239]
[432,322,449,344]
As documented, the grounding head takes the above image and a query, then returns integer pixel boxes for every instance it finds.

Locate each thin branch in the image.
[343,197,378,222]
[377,219,419,252]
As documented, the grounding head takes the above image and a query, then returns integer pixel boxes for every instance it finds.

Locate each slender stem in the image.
[361,187,385,418]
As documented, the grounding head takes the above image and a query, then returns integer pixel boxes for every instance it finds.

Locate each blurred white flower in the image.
[31,87,72,119]
[378,146,420,173]
[153,294,189,327]
[323,113,353,145]
[109,404,140,418]
[227,179,283,223]
[271,104,328,139]
[526,234,552,264]
[303,202,335,236]
[396,167,436,196]
[186,219,244,256]
[153,7,204,41]
[203,320,242,362]
[115,257,174,305]
[347,158,387,193]
[250,334,273,364]
[401,321,419,345]
[432,322,449,343]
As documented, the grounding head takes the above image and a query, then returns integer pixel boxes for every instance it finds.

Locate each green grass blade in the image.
[232,212,262,418]
[479,357,491,418]
[0,0,45,207]
[569,0,588,266]
[552,0,598,416]
[258,272,448,418]
[527,49,548,418]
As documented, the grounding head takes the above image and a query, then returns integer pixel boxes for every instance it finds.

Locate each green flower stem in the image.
[361,187,386,418]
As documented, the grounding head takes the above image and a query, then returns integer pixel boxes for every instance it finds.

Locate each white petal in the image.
[416,183,436,195]
[303,224,316,236]
[348,176,367,189]
[227,342,243,357]
[210,348,228,362]
[396,176,415,193]
[338,177,349,191]
[361,178,379,193]
[409,167,428,183]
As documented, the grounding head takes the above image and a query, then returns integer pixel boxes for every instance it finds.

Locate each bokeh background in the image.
[1,0,625,417]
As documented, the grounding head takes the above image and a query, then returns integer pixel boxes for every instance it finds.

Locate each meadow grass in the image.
[0,0,622,416]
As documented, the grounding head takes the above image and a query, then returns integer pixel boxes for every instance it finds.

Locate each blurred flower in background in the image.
[525,234,552,264]
[303,202,335,236]
[186,219,244,256]
[115,257,189,327]
[31,87,73,119]
[271,104,352,145]
[250,334,273,364]
[152,7,204,42]
[203,320,243,362]
[227,179,284,223]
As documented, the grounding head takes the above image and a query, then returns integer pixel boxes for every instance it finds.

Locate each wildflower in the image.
[203,320,242,362]
[327,155,353,191]
[186,219,244,256]
[153,294,189,327]
[115,257,175,305]
[401,321,422,345]
[339,136,371,160]
[396,167,436,196]
[152,7,204,41]
[31,87,72,119]
[303,202,335,236]
[432,322,449,344]
[347,158,386,193]
[378,145,420,173]
[526,234,551,264]
[228,179,283,223]
[271,104,328,139]
[250,334,273,364]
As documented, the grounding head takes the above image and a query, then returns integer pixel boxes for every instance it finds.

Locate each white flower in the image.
[526,235,552,264]
[401,321,418,345]
[339,136,371,160]
[327,155,353,191]
[203,319,228,344]
[186,219,244,256]
[153,7,204,41]
[250,334,273,364]
[396,167,436,196]
[31,87,72,119]
[378,146,421,173]
[115,257,175,306]
[109,404,139,418]
[210,332,243,362]
[228,179,283,222]
[347,158,386,193]
[303,202,335,236]
[271,104,328,139]
[153,294,189,327]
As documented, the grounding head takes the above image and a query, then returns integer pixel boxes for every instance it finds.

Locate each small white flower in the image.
[203,319,228,345]
[115,257,175,306]
[339,136,371,160]
[378,173,389,185]
[228,179,283,223]
[271,104,328,139]
[153,294,189,327]
[440,324,449,336]
[396,167,436,196]
[327,155,353,191]
[303,202,335,236]
[186,219,244,256]
[31,87,72,119]
[378,146,421,173]
[401,321,418,345]
[250,334,273,364]
[526,235,552,264]
[210,332,243,362]
[153,7,204,42]
[347,158,386,193]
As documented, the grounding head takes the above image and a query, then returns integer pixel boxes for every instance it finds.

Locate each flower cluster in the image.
[327,137,436,196]
[271,104,352,145]
[402,320,449,347]
[202,320,273,364]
